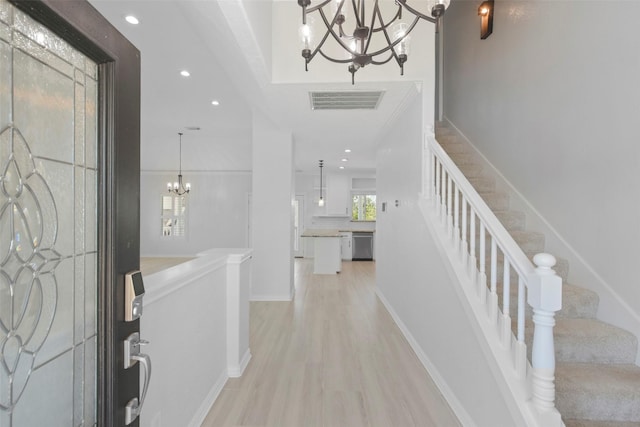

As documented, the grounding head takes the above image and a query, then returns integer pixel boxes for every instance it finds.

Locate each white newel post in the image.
[527,253,563,423]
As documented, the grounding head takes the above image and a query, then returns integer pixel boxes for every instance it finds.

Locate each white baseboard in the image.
[250,294,293,302]
[228,349,252,378]
[375,289,477,427]
[188,371,228,427]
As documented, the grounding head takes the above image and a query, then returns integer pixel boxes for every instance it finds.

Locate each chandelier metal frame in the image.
[298,0,448,83]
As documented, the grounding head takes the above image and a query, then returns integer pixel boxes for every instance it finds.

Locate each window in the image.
[352,194,376,221]
[161,195,187,236]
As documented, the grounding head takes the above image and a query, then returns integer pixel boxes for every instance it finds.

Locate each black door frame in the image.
[8,1,141,425]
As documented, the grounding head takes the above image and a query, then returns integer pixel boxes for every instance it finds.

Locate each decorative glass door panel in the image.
[0,0,98,425]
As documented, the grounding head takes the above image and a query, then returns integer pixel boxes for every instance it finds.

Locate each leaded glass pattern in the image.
[0,1,98,425]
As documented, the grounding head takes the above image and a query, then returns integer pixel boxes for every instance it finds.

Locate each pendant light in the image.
[167,132,191,195]
[318,160,325,207]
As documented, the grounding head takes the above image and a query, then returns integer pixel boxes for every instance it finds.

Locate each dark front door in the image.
[1,0,141,425]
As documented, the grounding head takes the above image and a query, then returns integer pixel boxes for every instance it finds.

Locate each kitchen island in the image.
[301,229,342,274]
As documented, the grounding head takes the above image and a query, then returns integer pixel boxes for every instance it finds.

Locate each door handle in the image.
[124,332,152,425]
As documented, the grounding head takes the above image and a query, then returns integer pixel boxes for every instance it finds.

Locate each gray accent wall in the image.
[442,1,640,318]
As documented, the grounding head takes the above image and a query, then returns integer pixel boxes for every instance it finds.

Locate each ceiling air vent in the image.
[309,91,384,110]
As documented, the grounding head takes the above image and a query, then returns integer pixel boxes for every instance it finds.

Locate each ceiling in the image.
[88,0,436,174]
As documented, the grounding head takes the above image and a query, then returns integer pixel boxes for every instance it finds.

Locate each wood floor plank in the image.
[201,260,461,427]
[323,390,369,427]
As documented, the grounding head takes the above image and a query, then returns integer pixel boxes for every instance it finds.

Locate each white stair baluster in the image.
[478,223,487,303]
[435,160,440,210]
[423,141,430,199]
[501,258,511,348]
[516,277,527,378]
[489,238,498,324]
[430,151,436,200]
[439,163,447,219]
[447,174,453,234]
[454,184,460,244]
[469,209,476,277]
[461,196,468,264]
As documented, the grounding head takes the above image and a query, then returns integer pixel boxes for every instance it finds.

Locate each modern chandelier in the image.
[298,0,450,84]
[167,132,191,196]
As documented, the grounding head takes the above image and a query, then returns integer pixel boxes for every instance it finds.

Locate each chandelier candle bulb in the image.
[299,24,311,48]
[393,22,411,56]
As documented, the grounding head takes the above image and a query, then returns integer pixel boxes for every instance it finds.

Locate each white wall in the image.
[140,171,251,256]
[376,93,524,426]
[442,2,640,322]
[251,110,295,300]
[142,256,228,427]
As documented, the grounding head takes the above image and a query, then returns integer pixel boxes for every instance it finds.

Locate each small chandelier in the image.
[167,132,191,195]
[298,0,450,84]
[318,160,325,207]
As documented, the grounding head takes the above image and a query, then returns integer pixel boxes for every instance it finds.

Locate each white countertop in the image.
[301,229,342,237]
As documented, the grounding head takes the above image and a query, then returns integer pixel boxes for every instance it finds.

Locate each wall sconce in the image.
[478,0,494,39]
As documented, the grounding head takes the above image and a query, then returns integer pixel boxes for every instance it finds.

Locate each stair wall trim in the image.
[440,117,640,365]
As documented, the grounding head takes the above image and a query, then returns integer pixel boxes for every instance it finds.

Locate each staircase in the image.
[435,123,640,427]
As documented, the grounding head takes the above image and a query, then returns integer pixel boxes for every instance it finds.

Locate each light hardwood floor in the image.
[201,259,461,427]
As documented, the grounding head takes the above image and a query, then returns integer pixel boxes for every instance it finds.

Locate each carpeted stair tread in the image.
[458,162,484,177]
[556,363,640,422]
[469,176,496,193]
[564,420,640,427]
[449,151,478,165]
[525,318,637,364]
[557,283,598,318]
[434,126,456,136]
[511,230,545,252]
[438,139,467,152]
[552,257,570,283]
[481,192,510,211]
[494,210,525,231]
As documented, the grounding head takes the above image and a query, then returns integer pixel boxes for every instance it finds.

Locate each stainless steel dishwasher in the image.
[352,232,373,261]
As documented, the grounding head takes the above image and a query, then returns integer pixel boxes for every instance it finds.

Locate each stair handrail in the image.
[422,131,564,426]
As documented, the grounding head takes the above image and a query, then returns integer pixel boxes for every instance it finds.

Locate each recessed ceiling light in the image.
[180,70,190,77]
[344,149,351,153]
[339,166,345,169]
[211,100,220,106]
[341,158,348,162]
[125,15,139,25]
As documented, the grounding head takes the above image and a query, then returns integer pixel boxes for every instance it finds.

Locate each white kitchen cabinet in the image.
[340,231,352,261]
[301,231,342,274]
[326,174,350,216]
[313,236,342,274]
